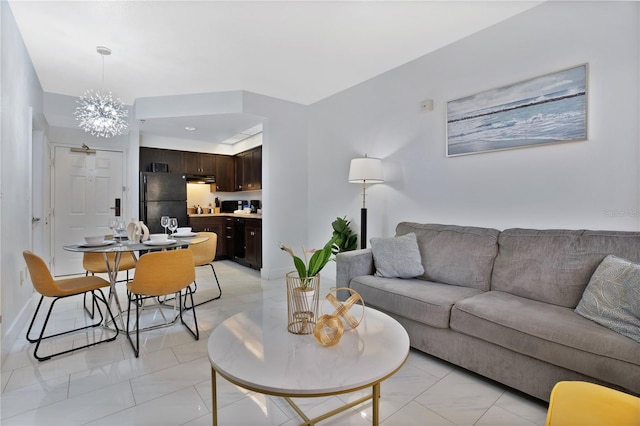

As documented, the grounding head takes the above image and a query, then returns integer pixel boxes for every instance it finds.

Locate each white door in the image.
[52,146,124,276]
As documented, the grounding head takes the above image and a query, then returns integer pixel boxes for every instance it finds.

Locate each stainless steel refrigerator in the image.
[139,172,187,233]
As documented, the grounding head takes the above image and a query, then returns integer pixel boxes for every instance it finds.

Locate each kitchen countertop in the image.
[189,213,262,219]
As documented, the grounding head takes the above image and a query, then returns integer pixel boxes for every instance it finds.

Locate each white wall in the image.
[1,1,46,358]
[242,92,309,279]
[308,0,640,279]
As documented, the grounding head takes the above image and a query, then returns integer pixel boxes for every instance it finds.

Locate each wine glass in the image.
[168,217,178,236]
[115,219,127,238]
[108,218,119,236]
[160,216,170,234]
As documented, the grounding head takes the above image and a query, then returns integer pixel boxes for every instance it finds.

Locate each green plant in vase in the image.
[279,235,337,289]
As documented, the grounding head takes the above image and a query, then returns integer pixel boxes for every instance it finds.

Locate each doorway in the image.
[52,146,124,276]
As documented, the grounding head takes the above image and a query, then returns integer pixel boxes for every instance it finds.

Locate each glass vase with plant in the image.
[279,235,337,290]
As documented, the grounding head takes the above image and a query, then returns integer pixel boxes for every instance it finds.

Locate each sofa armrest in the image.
[336,249,375,289]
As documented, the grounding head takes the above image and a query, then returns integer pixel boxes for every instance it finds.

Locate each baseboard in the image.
[1,298,32,369]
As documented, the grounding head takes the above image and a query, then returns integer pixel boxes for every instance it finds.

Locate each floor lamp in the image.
[349,155,384,249]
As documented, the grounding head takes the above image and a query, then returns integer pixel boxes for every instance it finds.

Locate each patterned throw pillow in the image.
[575,255,640,344]
[370,232,424,278]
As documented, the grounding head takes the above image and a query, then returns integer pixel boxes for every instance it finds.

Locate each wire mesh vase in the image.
[286,272,320,334]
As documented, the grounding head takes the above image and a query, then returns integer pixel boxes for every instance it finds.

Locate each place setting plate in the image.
[78,241,117,248]
[143,239,177,246]
[172,232,197,238]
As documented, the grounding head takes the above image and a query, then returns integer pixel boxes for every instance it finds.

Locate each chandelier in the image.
[75,46,128,138]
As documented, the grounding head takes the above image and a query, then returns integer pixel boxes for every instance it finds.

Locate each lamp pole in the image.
[361,180,368,249]
[348,155,384,250]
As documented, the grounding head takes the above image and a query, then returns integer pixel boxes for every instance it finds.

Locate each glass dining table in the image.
[64,235,207,330]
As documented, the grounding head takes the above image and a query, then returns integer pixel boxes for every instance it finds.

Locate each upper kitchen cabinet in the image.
[235,146,262,191]
[139,147,183,173]
[184,152,216,176]
[213,155,235,192]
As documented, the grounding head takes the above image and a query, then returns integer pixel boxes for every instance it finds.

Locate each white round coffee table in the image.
[207,304,409,425]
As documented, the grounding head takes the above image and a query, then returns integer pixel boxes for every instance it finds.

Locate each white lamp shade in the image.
[348,157,384,183]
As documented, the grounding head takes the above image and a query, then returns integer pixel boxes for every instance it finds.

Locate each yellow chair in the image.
[125,249,198,357]
[82,251,137,317]
[83,251,137,279]
[23,251,118,361]
[546,381,640,426]
[187,232,222,306]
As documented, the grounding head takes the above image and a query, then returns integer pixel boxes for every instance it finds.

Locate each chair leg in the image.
[83,271,97,319]
[28,289,118,362]
[190,262,222,308]
[125,291,141,358]
[180,287,199,341]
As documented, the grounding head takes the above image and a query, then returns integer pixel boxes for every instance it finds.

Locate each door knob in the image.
[32,217,41,223]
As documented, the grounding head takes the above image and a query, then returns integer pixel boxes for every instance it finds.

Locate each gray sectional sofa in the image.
[336,223,640,401]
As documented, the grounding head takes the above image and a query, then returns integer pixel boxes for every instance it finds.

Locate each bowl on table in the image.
[176,227,192,234]
[84,235,104,245]
[149,233,169,243]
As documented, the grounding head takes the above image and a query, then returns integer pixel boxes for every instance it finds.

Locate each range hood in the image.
[186,175,216,184]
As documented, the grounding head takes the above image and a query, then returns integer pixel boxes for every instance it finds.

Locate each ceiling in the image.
[8,1,542,144]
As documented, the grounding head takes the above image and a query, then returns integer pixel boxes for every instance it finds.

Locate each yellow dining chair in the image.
[125,249,198,357]
[546,381,640,426]
[23,251,118,361]
[82,251,137,317]
[187,232,222,306]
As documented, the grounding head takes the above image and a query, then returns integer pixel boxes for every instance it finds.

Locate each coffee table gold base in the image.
[211,367,381,425]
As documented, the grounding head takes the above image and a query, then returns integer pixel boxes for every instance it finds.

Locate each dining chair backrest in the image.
[129,249,195,297]
[188,232,217,266]
[83,251,137,273]
[23,251,59,297]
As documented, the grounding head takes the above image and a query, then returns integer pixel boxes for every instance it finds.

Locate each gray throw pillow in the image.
[370,232,424,278]
[575,254,640,344]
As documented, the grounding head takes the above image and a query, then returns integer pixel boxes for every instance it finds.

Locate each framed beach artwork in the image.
[446,64,588,157]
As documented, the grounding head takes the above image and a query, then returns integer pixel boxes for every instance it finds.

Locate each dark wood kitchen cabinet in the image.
[139,147,183,173]
[184,152,216,175]
[213,155,235,192]
[188,216,228,258]
[245,218,262,269]
[235,146,262,191]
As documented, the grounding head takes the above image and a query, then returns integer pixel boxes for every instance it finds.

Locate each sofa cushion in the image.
[575,255,640,344]
[491,228,640,308]
[349,275,484,328]
[395,223,500,291]
[370,232,424,278]
[450,291,640,392]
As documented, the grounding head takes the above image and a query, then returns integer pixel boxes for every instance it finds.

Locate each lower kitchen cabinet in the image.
[188,216,228,258]
[245,218,262,269]
[188,216,261,269]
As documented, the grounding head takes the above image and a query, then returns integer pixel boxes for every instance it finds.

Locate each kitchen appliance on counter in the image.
[220,200,248,213]
[250,200,260,213]
[139,172,187,233]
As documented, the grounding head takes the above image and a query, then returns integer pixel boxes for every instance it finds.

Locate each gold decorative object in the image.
[322,287,365,330]
[286,272,320,334]
[313,314,344,347]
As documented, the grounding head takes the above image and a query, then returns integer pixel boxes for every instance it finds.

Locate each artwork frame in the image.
[446,64,588,157]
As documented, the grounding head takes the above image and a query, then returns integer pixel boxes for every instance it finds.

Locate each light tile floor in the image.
[1,260,549,425]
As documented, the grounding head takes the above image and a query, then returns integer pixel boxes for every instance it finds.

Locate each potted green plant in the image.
[330,216,358,255]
